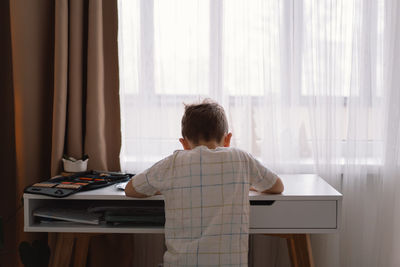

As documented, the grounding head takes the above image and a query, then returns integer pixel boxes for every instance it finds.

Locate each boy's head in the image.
[180,99,232,150]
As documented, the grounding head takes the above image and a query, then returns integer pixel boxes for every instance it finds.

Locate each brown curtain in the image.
[51,0,121,175]
[0,0,18,265]
[50,0,134,266]
[2,0,129,266]
[2,0,55,266]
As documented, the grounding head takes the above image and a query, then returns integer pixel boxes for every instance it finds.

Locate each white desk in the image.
[24,174,342,267]
[24,174,342,234]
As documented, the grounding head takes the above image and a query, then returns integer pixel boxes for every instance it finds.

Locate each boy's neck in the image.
[180,133,231,150]
[190,140,224,150]
[193,141,220,150]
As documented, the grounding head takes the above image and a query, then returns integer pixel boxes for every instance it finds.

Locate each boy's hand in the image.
[261,178,284,194]
[125,179,150,198]
[125,179,162,197]
[249,186,257,192]
[250,178,284,194]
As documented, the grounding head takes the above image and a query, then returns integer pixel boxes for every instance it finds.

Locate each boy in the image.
[125,100,284,267]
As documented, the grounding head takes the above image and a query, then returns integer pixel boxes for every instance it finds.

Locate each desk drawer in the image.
[250,200,337,229]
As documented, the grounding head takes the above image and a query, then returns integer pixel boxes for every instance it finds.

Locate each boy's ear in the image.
[223,132,232,147]
[179,138,192,150]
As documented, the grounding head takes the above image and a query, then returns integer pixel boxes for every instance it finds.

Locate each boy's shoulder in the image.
[173,146,252,159]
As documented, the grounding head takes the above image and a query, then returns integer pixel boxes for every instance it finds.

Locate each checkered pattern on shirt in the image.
[132,146,278,267]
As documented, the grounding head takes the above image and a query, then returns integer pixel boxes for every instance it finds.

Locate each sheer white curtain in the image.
[118,0,400,266]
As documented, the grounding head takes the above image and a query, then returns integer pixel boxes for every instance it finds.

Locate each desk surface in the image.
[24,174,342,201]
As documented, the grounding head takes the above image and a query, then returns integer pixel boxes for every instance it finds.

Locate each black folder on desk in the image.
[88,205,165,226]
[104,212,165,226]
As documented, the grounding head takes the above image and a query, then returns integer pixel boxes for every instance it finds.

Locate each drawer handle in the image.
[250,200,275,206]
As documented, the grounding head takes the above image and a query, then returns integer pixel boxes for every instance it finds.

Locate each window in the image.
[223,0,282,96]
[154,0,210,95]
[118,0,385,173]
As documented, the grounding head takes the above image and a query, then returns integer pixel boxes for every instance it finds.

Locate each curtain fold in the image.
[85,0,122,172]
[51,0,69,176]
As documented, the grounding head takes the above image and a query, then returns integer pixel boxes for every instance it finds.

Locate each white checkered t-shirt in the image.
[132,146,278,267]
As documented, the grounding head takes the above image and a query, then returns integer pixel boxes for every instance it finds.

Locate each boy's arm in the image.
[125,179,162,198]
[125,179,149,198]
[261,177,284,194]
[250,178,284,194]
[247,151,284,194]
[124,155,174,198]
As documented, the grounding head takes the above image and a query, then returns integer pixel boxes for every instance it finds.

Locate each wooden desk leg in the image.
[264,234,314,267]
[73,234,92,267]
[286,234,314,267]
[49,233,100,267]
[50,233,75,267]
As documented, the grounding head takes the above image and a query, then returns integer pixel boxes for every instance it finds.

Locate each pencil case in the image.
[24,171,134,198]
